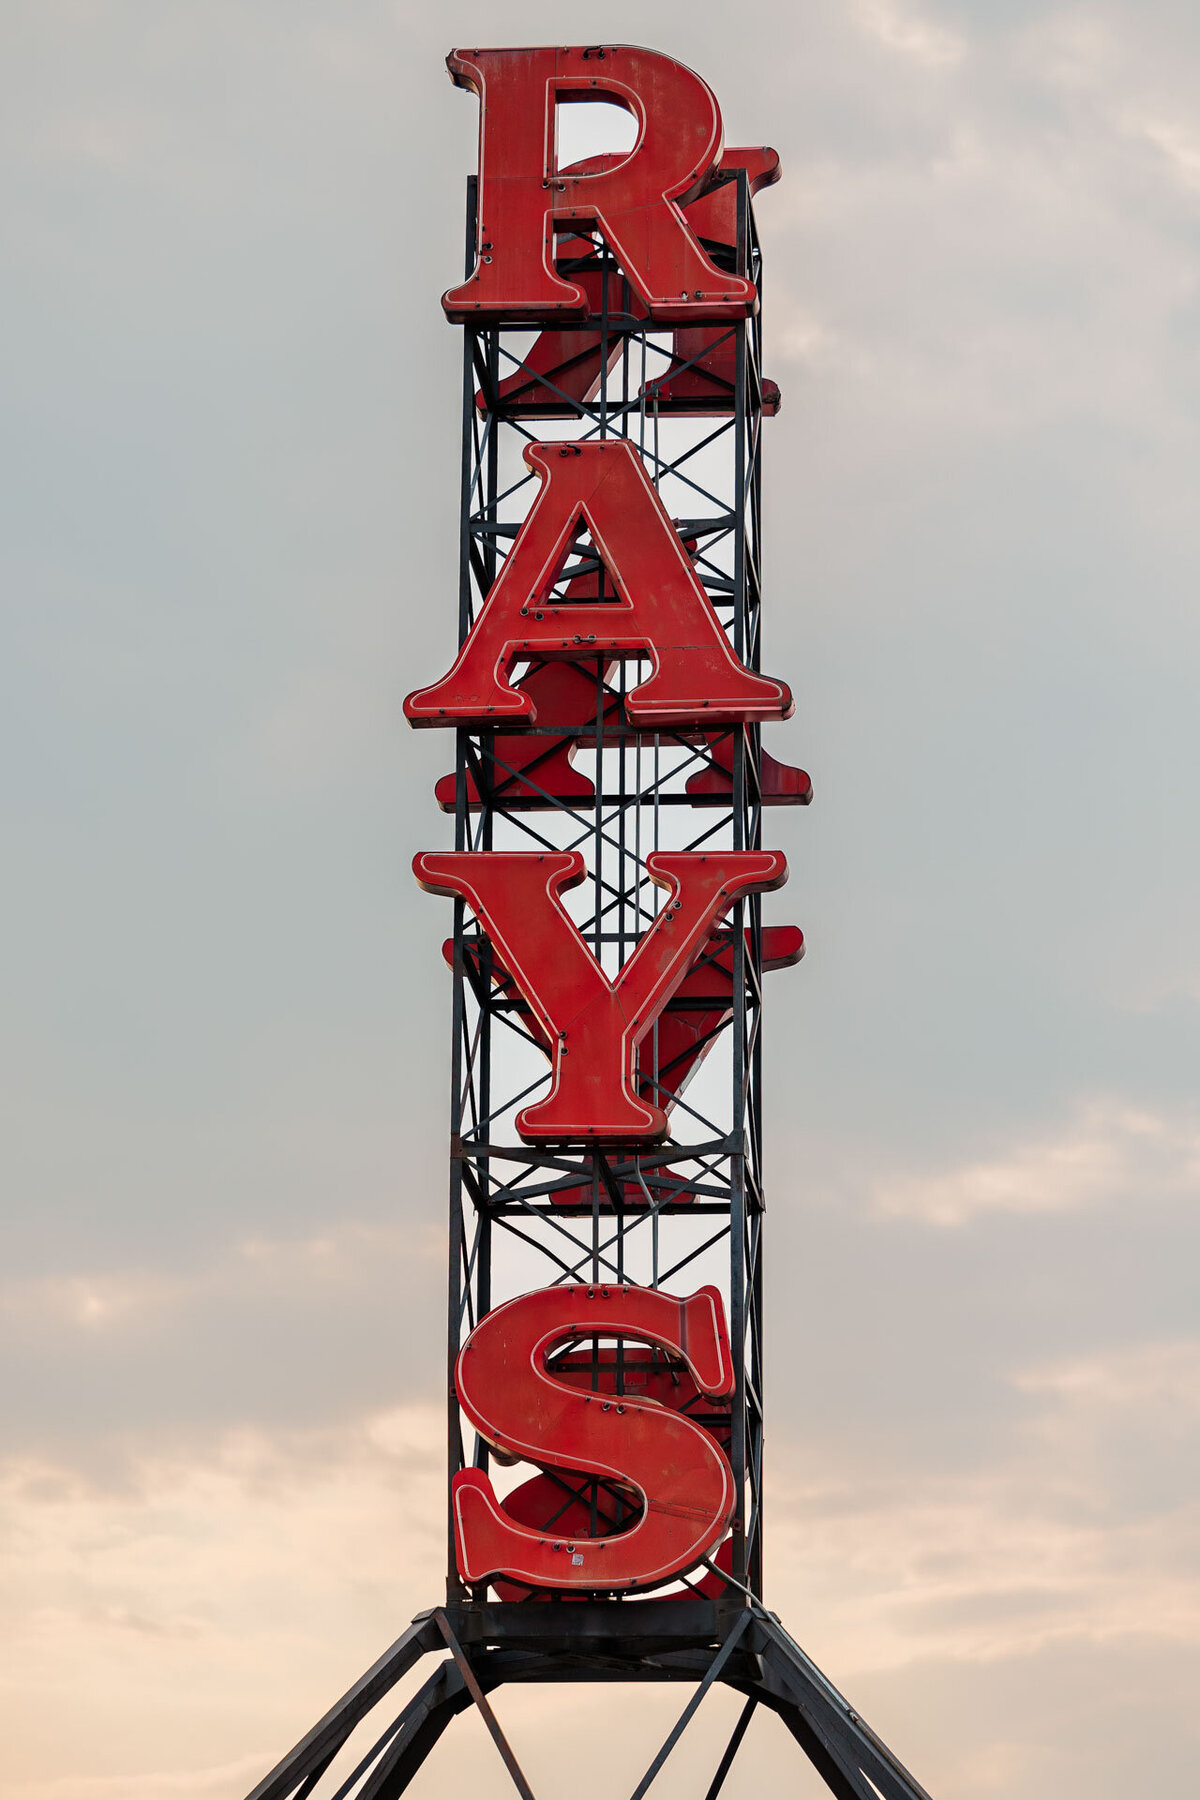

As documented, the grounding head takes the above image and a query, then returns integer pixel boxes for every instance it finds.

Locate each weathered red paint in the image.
[444,922,802,1206]
[433,662,611,812]
[434,668,810,814]
[490,1492,735,1600]
[550,925,804,1204]
[452,1282,735,1590]
[442,46,756,324]
[404,438,792,730]
[485,252,620,418]
[483,148,782,419]
[644,147,782,414]
[490,1347,731,1598]
[414,849,788,1141]
[684,731,813,807]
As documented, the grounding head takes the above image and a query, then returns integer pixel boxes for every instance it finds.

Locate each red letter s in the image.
[453,1282,735,1591]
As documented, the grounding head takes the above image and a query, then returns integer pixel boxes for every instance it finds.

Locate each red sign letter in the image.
[404,438,792,730]
[453,1282,735,1591]
[434,667,812,812]
[414,848,788,1140]
[442,45,756,324]
[488,148,783,419]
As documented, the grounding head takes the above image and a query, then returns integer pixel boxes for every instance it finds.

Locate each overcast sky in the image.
[2,2,1199,1796]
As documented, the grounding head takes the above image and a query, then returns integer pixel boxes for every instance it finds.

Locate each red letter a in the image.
[404,439,791,730]
[414,848,787,1141]
[442,45,755,324]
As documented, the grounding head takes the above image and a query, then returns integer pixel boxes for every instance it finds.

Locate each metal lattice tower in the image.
[246,171,936,1800]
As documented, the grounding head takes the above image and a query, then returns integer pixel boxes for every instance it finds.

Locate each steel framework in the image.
[246,174,936,1800]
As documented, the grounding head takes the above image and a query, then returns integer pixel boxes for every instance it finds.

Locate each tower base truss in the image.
[247,1600,933,1800]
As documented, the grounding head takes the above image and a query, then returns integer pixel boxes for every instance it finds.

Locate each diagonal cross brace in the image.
[244,1615,441,1800]
[703,1694,757,1800]
[434,1609,538,1800]
[628,1607,753,1800]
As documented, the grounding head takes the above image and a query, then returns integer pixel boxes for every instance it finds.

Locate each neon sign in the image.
[410,43,803,1595]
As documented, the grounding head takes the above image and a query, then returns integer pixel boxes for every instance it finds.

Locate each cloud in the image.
[0,1219,447,1477]
[853,1,966,69]
[870,1100,1200,1226]
[5,1757,273,1800]
[0,1219,441,1337]
[0,1407,445,1795]
[1019,8,1200,202]
[1017,1336,1200,1414]
[768,1335,1200,1677]
[1133,113,1200,193]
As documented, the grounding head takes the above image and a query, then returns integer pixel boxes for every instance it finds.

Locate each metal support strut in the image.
[246,1602,934,1800]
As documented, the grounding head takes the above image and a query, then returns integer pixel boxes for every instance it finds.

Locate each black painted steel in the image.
[246,1601,936,1799]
